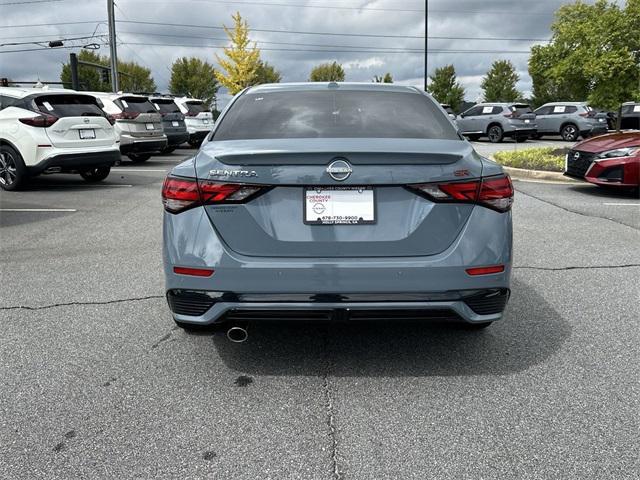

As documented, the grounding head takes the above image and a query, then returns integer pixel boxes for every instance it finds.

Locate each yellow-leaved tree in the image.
[215,12,261,95]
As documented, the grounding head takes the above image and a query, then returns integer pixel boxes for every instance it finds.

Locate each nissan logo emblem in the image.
[573,151,580,160]
[326,159,353,181]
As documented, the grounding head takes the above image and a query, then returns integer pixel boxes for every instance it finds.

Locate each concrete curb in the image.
[501,165,582,183]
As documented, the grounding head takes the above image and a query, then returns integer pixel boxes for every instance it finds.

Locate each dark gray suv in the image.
[457,103,537,143]
[534,102,608,141]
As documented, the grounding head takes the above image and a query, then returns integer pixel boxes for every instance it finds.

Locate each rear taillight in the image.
[186,111,198,117]
[112,111,140,120]
[407,175,513,212]
[503,113,513,118]
[466,265,505,276]
[19,113,58,127]
[162,176,266,214]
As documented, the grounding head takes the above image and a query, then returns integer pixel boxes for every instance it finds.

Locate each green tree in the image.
[215,12,261,95]
[426,64,465,111]
[309,61,345,82]
[254,61,282,84]
[60,49,155,92]
[481,60,521,103]
[373,73,393,83]
[528,0,640,110]
[169,57,219,105]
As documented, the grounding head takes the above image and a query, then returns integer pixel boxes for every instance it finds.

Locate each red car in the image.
[565,131,640,188]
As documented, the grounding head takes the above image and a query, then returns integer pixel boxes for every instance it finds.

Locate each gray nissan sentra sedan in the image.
[162,82,513,340]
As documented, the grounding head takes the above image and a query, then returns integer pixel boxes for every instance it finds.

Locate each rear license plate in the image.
[145,123,155,130]
[79,129,95,139]
[171,121,179,127]
[524,119,530,124]
[598,118,604,122]
[304,187,375,225]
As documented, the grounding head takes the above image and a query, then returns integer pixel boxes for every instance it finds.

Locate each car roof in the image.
[0,86,76,98]
[87,92,149,100]
[245,82,422,94]
[473,102,529,106]
[541,101,587,106]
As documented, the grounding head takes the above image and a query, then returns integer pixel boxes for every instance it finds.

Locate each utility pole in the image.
[107,0,119,92]
[69,53,80,90]
[424,0,428,91]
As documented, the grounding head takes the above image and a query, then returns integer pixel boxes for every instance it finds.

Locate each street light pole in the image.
[424,0,428,91]
[107,0,119,92]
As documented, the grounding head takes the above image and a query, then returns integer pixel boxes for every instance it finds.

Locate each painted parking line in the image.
[603,203,640,206]
[0,208,77,212]
[112,168,167,172]
[45,184,133,188]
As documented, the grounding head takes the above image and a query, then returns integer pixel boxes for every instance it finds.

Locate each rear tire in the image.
[487,125,504,143]
[161,147,176,154]
[80,166,110,182]
[127,153,151,163]
[188,140,201,148]
[561,124,579,142]
[465,134,481,141]
[0,144,28,191]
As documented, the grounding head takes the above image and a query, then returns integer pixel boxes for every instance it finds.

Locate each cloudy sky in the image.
[0,0,621,106]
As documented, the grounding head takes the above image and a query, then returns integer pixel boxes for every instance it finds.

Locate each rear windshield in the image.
[153,99,181,114]
[34,94,104,117]
[117,96,157,114]
[510,104,533,116]
[185,101,210,114]
[214,90,458,140]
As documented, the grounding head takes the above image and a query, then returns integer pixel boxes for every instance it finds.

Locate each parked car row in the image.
[0,86,213,190]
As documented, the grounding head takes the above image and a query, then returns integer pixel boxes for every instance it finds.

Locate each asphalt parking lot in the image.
[1,143,639,479]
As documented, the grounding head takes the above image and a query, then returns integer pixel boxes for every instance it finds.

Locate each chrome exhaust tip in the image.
[226,326,248,343]
[43,166,62,174]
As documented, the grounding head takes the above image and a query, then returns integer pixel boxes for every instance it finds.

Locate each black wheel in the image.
[161,147,176,155]
[465,134,481,141]
[530,133,541,140]
[514,135,528,143]
[188,140,202,148]
[0,144,27,191]
[127,153,151,163]
[487,125,504,143]
[80,166,110,182]
[561,124,579,142]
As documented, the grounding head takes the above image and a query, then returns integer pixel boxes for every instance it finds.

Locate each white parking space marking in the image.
[0,208,77,212]
[46,184,133,188]
[603,203,640,206]
[112,169,167,172]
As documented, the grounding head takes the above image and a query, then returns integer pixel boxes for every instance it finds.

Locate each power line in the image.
[0,34,103,47]
[0,43,108,54]
[0,0,64,4]
[0,20,106,29]
[117,40,531,55]
[116,20,550,41]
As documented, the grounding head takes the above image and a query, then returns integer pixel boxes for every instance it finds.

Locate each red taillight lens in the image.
[112,111,140,120]
[503,113,513,118]
[162,176,266,214]
[466,265,505,276]
[19,113,58,127]
[173,266,214,277]
[408,175,513,212]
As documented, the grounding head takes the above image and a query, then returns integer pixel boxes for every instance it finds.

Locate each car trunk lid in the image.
[194,138,486,258]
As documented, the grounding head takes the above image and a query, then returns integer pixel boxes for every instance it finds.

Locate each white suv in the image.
[91,93,167,163]
[0,87,120,191]
[174,97,213,147]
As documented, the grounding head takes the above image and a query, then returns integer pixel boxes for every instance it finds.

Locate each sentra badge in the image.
[209,169,258,178]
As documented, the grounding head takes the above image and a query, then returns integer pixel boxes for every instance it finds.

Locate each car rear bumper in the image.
[166,132,190,147]
[163,205,513,325]
[27,148,120,175]
[504,127,537,137]
[167,289,510,325]
[119,136,168,154]
[584,124,608,135]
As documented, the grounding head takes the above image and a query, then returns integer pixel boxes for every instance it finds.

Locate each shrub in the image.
[493,147,565,172]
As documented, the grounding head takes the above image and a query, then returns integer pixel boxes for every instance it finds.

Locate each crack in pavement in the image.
[151,325,179,349]
[514,264,640,272]
[0,295,164,311]
[515,187,639,231]
[323,326,342,480]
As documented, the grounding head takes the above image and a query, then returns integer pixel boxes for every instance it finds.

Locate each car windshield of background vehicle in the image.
[214,90,459,140]
[511,104,533,116]
[34,94,104,117]
[118,97,157,114]
[154,100,181,114]
[185,101,210,114]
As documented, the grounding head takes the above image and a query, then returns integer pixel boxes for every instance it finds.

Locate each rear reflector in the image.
[407,175,513,212]
[466,265,505,276]
[112,111,140,120]
[162,176,267,214]
[173,266,215,277]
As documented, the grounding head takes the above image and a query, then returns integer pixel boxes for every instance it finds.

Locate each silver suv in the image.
[457,103,537,143]
[534,102,608,141]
